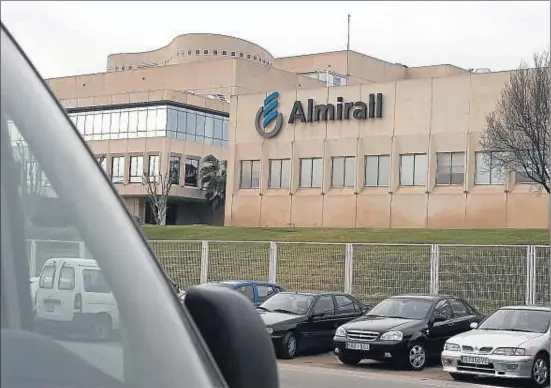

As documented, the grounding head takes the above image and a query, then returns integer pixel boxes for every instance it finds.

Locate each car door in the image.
[307,295,338,349]
[426,299,455,357]
[334,294,361,326]
[256,284,278,305]
[448,298,477,334]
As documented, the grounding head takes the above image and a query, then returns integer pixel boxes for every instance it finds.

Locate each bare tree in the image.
[480,50,550,193]
[142,170,174,225]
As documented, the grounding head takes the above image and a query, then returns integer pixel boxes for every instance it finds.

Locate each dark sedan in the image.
[332,294,484,370]
[257,291,369,359]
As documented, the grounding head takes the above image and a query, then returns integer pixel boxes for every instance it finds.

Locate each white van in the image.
[35,257,120,340]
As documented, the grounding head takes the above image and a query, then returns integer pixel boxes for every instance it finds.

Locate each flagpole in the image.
[346,13,351,79]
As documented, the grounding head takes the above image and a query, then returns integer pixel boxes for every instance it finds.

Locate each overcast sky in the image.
[1,1,549,79]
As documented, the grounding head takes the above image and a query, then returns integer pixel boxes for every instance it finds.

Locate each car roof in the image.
[45,257,99,267]
[278,290,347,296]
[500,305,551,312]
[390,294,452,300]
[216,280,280,286]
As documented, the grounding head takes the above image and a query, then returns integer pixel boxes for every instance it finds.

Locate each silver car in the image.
[441,305,550,387]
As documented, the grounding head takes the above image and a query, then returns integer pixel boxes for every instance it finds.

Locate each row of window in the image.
[239,151,533,189]
[111,49,272,71]
[100,154,202,187]
[68,105,229,147]
[300,71,349,87]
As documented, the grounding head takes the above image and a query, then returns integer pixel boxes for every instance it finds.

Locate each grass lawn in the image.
[142,225,549,244]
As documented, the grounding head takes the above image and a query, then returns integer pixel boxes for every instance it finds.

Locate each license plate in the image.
[345,342,370,351]
[461,356,489,365]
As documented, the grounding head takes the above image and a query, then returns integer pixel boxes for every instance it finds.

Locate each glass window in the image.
[205,115,214,139]
[195,49,200,55]
[57,265,75,291]
[240,160,260,189]
[517,168,534,184]
[214,118,223,140]
[222,50,227,56]
[93,113,102,135]
[400,154,427,186]
[364,155,390,186]
[128,109,138,133]
[96,156,107,172]
[475,151,504,185]
[111,156,125,184]
[478,308,550,333]
[256,286,277,303]
[167,108,178,132]
[335,295,357,314]
[186,111,196,136]
[331,156,355,187]
[83,114,92,135]
[436,152,465,185]
[449,299,471,318]
[101,113,110,134]
[76,115,85,133]
[433,300,453,320]
[196,113,206,137]
[170,155,180,185]
[38,264,56,289]
[203,49,209,55]
[236,285,254,302]
[146,108,157,131]
[129,156,144,183]
[148,155,160,180]
[300,158,323,188]
[268,159,290,188]
[137,109,147,132]
[82,269,111,294]
[313,295,335,316]
[119,110,129,133]
[156,107,167,131]
[184,158,199,187]
[222,119,229,141]
[111,111,121,134]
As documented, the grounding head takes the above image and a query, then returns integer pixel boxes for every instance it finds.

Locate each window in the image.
[335,295,357,314]
[449,299,471,318]
[331,156,355,187]
[222,50,227,56]
[213,50,218,55]
[111,156,125,184]
[433,300,453,320]
[268,159,290,188]
[147,155,160,183]
[184,158,199,187]
[129,156,144,183]
[230,51,236,57]
[187,50,192,56]
[236,285,254,302]
[57,265,75,290]
[516,162,536,184]
[253,56,257,61]
[475,152,504,185]
[299,158,323,188]
[203,49,209,55]
[38,264,56,289]
[364,155,390,186]
[195,49,200,55]
[82,269,111,294]
[436,152,464,185]
[313,295,335,316]
[240,160,261,189]
[170,156,181,185]
[256,285,277,303]
[399,154,428,186]
[239,53,244,58]
[247,54,251,59]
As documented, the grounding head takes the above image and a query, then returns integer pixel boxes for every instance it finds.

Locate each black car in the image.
[257,291,369,359]
[332,294,484,371]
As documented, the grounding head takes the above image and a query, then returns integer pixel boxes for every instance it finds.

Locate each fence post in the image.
[430,244,440,295]
[78,241,86,258]
[29,239,37,277]
[526,245,536,305]
[269,242,278,283]
[200,240,209,284]
[344,243,353,294]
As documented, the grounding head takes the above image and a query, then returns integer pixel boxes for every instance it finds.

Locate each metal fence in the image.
[28,239,550,314]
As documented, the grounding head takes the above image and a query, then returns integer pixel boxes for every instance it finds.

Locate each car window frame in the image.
[236,284,255,302]
[335,294,357,315]
[312,294,336,316]
[448,298,472,318]
[57,263,76,291]
[256,284,277,303]
[433,299,454,320]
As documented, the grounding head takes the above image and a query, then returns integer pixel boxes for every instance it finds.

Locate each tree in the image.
[142,170,174,225]
[200,154,227,219]
[480,50,550,193]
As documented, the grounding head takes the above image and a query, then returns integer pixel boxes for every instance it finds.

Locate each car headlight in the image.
[380,331,403,341]
[335,326,347,337]
[493,347,525,356]
[266,327,273,335]
[444,343,461,351]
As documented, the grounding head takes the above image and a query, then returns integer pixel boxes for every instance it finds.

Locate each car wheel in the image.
[450,373,474,382]
[278,331,298,359]
[90,314,112,341]
[531,353,550,388]
[338,355,362,366]
[406,342,427,371]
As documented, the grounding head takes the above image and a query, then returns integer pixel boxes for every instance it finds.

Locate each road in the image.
[57,340,530,388]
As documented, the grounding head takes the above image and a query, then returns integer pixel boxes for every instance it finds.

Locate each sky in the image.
[1,1,550,80]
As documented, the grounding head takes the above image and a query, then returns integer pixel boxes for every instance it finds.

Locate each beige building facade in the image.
[45,33,548,228]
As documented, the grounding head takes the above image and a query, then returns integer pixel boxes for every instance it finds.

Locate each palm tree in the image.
[199,154,227,220]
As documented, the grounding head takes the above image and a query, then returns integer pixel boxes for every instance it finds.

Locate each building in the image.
[47,33,549,228]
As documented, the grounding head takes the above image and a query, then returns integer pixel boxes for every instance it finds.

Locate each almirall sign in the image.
[254,91,384,138]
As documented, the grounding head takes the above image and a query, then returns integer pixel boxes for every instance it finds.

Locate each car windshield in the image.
[259,293,314,315]
[365,298,433,320]
[478,309,550,333]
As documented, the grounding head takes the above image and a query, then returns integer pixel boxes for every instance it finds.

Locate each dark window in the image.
[449,299,472,317]
[247,54,251,59]
[57,265,75,290]
[236,285,254,302]
[38,264,56,289]
[195,50,200,55]
[184,158,199,187]
[222,50,227,56]
[203,49,209,55]
[313,295,335,316]
[213,50,218,55]
[256,285,277,303]
[433,300,453,320]
[335,295,357,314]
[187,50,192,56]
[239,53,244,58]
[82,269,111,293]
[230,51,236,57]
[169,156,180,185]
[129,156,143,183]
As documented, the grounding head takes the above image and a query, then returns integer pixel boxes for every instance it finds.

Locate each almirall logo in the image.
[254,91,284,138]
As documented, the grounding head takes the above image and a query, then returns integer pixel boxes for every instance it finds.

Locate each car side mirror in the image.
[470,322,478,330]
[184,285,278,388]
